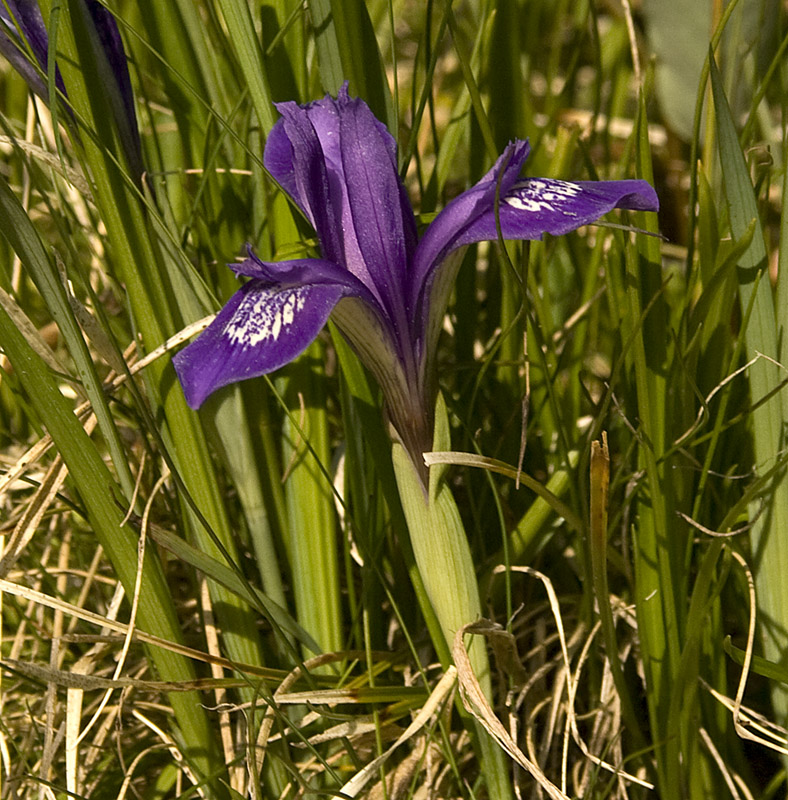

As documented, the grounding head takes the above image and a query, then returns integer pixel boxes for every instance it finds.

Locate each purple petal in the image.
[4,1,49,69]
[173,249,402,408]
[408,139,531,313]
[174,280,347,409]
[0,30,48,100]
[264,85,418,328]
[264,100,345,264]
[266,93,380,301]
[455,177,659,242]
[230,247,391,321]
[409,147,658,343]
[83,1,142,180]
[336,88,416,336]
[0,0,61,99]
[263,116,301,210]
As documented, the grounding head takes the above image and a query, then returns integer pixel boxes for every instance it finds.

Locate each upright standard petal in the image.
[337,88,417,339]
[266,92,384,306]
[265,98,345,264]
[264,84,417,330]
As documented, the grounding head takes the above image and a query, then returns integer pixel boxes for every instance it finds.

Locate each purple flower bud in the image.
[0,0,142,181]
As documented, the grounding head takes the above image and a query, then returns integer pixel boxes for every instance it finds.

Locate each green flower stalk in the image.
[392,393,511,797]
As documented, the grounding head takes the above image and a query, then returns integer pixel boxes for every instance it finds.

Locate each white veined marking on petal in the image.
[503,178,581,216]
[225,287,309,348]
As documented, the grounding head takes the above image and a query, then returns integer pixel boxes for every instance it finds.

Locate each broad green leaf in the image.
[711,50,788,722]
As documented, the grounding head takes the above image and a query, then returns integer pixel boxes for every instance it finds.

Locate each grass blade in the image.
[710,50,788,722]
[0,287,226,797]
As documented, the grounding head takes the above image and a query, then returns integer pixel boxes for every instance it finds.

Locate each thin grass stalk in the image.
[207,396,289,616]
[482,452,577,580]
[171,0,235,121]
[334,349,386,653]
[422,5,489,195]
[683,0,748,275]
[589,436,650,766]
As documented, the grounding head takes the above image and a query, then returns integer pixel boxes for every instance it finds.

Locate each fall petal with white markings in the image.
[174,282,345,409]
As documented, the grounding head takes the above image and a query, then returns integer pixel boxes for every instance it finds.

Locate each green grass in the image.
[1,1,788,798]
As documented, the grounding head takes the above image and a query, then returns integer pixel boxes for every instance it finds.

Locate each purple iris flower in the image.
[174,85,658,464]
[0,0,142,181]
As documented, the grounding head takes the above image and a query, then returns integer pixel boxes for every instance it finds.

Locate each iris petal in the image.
[264,85,417,326]
[175,248,400,408]
[266,101,345,263]
[456,177,659,242]
[0,0,62,98]
[230,248,392,325]
[266,93,383,305]
[409,141,659,347]
[2,1,49,72]
[173,280,346,409]
[408,140,530,314]
[262,116,300,205]
[337,89,416,337]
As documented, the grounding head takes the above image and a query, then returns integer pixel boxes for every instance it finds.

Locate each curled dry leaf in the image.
[452,618,570,800]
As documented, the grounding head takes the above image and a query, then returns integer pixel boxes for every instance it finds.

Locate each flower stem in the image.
[392,395,512,800]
